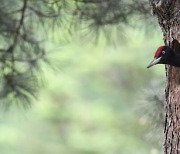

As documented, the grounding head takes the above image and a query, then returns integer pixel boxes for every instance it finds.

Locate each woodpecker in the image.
[147,45,180,68]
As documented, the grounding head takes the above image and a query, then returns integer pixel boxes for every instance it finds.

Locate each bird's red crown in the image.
[154,46,165,58]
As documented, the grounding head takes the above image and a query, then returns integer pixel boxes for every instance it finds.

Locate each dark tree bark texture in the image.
[149,0,180,153]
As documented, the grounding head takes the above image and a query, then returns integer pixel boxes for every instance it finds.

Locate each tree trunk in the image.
[149,0,180,153]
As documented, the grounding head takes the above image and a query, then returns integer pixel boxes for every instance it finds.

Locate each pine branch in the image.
[12,0,28,49]
[0,0,152,108]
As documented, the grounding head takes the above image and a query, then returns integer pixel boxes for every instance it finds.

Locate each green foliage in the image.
[0,0,151,106]
[0,26,164,154]
[0,1,166,154]
[136,80,165,148]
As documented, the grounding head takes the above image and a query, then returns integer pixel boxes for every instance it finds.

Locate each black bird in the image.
[147,40,180,68]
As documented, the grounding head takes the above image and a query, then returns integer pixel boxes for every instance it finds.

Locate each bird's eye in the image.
[162,51,165,54]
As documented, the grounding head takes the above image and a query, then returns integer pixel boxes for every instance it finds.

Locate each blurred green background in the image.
[0,25,165,154]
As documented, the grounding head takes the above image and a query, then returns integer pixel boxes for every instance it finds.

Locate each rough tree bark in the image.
[149,0,180,153]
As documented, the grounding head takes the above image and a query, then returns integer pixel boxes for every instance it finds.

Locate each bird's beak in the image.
[147,57,161,68]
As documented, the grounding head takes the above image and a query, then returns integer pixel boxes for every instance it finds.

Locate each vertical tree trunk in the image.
[149,0,180,153]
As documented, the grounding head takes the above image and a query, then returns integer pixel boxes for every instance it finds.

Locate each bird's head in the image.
[147,46,173,68]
